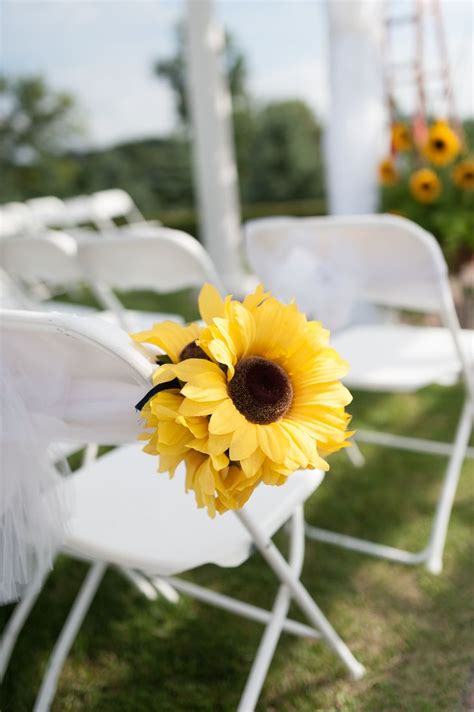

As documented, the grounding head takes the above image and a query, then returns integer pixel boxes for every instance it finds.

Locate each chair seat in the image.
[65,443,324,576]
[332,324,474,393]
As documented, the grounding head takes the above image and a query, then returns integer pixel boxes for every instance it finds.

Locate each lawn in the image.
[1,291,473,711]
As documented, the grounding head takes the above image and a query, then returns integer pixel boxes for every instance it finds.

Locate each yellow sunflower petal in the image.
[179,398,225,417]
[132,321,201,363]
[240,448,266,478]
[256,423,290,463]
[229,423,258,460]
[209,398,245,434]
[198,283,226,324]
[181,381,228,403]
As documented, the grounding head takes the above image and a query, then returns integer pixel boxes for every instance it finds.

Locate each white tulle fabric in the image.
[325,0,387,215]
[0,363,72,605]
[247,221,364,332]
[0,320,148,604]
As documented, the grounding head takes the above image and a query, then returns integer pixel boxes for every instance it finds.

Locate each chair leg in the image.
[236,510,365,681]
[237,507,305,712]
[425,399,473,574]
[33,562,106,712]
[345,440,366,468]
[0,569,45,680]
[117,568,159,601]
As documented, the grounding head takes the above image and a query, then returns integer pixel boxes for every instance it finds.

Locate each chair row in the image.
[0,226,223,331]
[1,212,473,710]
[0,189,153,239]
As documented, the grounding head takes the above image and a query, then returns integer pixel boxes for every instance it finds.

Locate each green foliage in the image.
[69,137,195,214]
[0,75,83,200]
[245,100,324,203]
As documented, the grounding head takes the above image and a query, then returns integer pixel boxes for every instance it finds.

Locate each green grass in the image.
[1,292,473,711]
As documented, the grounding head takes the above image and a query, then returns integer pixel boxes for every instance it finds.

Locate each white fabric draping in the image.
[325,0,387,215]
[0,323,149,604]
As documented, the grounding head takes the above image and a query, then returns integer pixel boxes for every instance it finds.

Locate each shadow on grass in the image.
[1,384,472,711]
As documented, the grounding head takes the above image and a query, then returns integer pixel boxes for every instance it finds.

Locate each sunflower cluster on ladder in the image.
[378,0,474,202]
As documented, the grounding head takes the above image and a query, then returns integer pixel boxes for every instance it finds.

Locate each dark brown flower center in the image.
[179,341,210,362]
[421,182,432,191]
[228,356,293,424]
[433,138,446,151]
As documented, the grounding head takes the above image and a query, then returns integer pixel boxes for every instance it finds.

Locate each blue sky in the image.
[1,0,472,148]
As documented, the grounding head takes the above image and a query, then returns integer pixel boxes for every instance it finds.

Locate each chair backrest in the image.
[0,202,35,239]
[77,229,224,294]
[245,214,448,316]
[63,195,94,227]
[90,189,144,229]
[0,310,153,443]
[26,196,70,229]
[0,231,84,287]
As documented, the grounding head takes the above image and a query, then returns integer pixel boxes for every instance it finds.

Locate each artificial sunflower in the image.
[133,285,353,516]
[378,157,399,186]
[409,168,442,204]
[391,122,412,152]
[423,120,461,166]
[452,159,474,191]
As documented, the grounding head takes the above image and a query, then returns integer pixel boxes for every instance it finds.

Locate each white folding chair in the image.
[77,229,224,331]
[90,188,147,230]
[0,202,36,239]
[245,213,474,574]
[25,196,71,230]
[0,231,100,317]
[62,194,95,229]
[0,310,364,711]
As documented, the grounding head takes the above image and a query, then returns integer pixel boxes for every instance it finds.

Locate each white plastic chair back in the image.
[0,202,35,239]
[78,230,224,294]
[26,196,69,229]
[0,231,83,287]
[91,189,144,229]
[63,195,94,227]
[246,214,448,318]
[1,310,153,444]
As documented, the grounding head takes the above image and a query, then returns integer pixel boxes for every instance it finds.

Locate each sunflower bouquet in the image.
[133,284,353,517]
[378,119,466,203]
[378,117,474,266]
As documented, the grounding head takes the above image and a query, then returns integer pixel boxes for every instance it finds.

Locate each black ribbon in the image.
[135,378,180,411]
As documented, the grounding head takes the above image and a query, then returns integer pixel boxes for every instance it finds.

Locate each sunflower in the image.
[133,285,353,516]
[378,157,399,186]
[409,168,442,204]
[180,286,352,468]
[423,120,461,166]
[391,122,412,152]
[452,159,474,191]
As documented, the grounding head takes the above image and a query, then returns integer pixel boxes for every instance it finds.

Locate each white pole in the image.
[185,0,243,291]
[325,0,386,215]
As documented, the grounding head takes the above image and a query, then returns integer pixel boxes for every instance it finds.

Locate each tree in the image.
[154,21,248,125]
[0,75,82,164]
[246,100,324,203]
[0,75,83,200]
